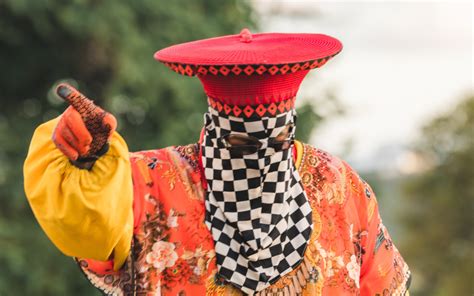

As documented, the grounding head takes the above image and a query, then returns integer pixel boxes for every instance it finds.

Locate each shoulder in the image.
[297,142,370,206]
[129,143,200,169]
[127,143,201,188]
[126,144,204,229]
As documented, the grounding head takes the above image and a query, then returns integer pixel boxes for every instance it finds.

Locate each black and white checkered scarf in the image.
[201,105,313,294]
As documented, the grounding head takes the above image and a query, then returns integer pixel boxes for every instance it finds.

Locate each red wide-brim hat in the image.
[154,29,342,116]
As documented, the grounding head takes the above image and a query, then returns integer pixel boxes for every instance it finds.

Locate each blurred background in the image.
[0,0,472,295]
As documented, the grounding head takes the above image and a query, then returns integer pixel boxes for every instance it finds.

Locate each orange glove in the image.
[53,83,117,169]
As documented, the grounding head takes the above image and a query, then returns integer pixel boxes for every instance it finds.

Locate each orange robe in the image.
[76,143,411,295]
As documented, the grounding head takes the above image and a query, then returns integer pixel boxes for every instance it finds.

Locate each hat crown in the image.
[154,29,342,68]
[198,69,309,107]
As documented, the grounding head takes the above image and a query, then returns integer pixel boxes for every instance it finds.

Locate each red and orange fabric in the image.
[80,141,410,295]
[24,113,411,295]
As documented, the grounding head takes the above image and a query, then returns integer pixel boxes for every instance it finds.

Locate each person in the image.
[23,29,411,295]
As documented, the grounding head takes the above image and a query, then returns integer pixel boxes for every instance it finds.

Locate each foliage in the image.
[400,94,474,295]
[295,90,345,143]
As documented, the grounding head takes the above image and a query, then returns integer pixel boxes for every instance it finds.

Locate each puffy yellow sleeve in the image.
[23,116,133,270]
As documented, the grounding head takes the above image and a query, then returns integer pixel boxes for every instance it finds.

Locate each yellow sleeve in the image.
[23,116,133,270]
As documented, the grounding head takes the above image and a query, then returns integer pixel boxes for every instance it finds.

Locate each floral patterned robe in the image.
[75,141,411,296]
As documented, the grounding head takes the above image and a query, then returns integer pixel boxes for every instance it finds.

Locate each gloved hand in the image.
[53,83,117,169]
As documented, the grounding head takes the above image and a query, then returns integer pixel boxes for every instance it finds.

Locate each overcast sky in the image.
[252,1,473,171]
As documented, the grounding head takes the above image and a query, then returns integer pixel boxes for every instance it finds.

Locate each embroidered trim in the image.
[255,257,322,296]
[162,52,341,77]
[207,97,296,118]
[175,143,201,172]
[75,244,137,296]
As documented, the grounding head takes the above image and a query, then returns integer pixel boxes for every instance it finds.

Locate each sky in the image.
[252,1,473,172]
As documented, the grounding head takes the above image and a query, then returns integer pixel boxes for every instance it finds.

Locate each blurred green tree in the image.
[0,1,342,294]
[400,94,474,295]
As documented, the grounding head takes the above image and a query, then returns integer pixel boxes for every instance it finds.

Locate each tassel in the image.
[292,275,302,294]
[288,282,297,295]
[300,261,310,280]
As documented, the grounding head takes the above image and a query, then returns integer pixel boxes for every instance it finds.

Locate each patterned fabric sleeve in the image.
[343,161,411,296]
[23,116,134,271]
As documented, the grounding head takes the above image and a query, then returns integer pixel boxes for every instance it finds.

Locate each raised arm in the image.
[23,84,133,271]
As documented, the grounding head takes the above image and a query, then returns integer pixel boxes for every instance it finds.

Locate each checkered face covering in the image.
[201,106,313,294]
